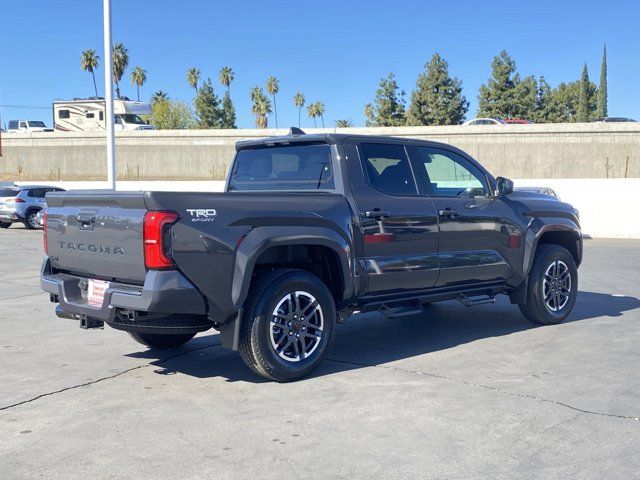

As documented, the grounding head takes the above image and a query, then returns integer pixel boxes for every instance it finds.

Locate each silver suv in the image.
[0,185,65,229]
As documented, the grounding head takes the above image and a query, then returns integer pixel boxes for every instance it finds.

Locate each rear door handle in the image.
[365,209,391,219]
[437,208,460,219]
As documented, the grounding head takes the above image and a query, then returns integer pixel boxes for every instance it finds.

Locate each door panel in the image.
[409,146,524,287]
[347,142,440,295]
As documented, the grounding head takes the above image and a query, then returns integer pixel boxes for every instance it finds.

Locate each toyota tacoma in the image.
[41,131,582,381]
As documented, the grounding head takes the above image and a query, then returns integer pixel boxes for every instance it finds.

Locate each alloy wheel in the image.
[269,290,324,362]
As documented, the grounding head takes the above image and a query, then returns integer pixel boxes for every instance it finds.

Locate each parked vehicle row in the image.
[0,185,65,229]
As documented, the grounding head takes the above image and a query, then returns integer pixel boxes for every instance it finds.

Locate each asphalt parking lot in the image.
[0,226,639,479]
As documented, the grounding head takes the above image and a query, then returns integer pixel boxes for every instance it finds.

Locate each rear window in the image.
[228,144,335,191]
[0,188,19,197]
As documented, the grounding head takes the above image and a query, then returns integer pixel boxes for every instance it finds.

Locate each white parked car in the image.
[7,120,54,133]
[462,118,505,126]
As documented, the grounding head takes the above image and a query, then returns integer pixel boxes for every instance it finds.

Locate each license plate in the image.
[87,279,109,307]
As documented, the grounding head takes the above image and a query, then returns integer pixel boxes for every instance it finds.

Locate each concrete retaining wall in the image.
[16,178,640,239]
[2,123,640,180]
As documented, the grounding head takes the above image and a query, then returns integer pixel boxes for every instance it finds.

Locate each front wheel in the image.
[519,244,578,324]
[239,269,337,382]
[128,332,195,349]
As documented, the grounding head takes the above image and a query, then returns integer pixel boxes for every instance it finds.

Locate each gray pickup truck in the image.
[41,131,582,381]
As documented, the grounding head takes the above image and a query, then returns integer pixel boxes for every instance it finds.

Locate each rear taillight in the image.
[43,211,48,254]
[143,211,179,269]
[14,198,25,203]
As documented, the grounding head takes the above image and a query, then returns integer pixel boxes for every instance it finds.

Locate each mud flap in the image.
[219,308,243,350]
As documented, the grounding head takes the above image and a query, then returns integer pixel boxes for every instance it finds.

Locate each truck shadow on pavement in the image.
[127,290,640,383]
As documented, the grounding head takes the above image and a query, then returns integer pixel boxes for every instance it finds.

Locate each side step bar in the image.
[362,299,424,319]
[456,293,496,307]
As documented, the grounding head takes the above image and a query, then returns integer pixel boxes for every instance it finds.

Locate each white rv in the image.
[52,98,154,132]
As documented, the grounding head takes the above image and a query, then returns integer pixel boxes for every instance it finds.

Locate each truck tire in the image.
[128,332,195,349]
[239,269,337,382]
[519,244,578,325]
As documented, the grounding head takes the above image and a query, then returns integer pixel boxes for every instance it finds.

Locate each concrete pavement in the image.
[1,227,639,479]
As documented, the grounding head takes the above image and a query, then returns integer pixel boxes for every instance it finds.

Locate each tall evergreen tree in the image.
[478,50,519,118]
[194,78,221,128]
[597,44,608,118]
[531,76,554,123]
[367,73,406,126]
[577,64,591,122]
[406,53,468,125]
[221,92,236,128]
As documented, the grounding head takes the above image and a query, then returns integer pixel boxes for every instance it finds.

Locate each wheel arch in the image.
[523,220,582,275]
[231,226,355,309]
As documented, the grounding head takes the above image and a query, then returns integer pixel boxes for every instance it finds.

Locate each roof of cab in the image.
[235,132,454,151]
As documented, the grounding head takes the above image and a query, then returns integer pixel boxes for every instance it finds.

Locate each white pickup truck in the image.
[7,120,54,133]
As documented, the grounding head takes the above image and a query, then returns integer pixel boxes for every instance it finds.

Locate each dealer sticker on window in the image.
[87,279,109,307]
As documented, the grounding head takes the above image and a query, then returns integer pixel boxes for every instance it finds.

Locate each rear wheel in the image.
[0,221,10,229]
[24,210,40,230]
[519,244,578,324]
[128,332,195,349]
[239,269,337,382]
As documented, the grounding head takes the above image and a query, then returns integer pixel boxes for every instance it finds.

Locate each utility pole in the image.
[103,0,116,189]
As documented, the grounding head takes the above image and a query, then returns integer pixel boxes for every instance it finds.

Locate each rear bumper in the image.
[40,257,208,324]
[0,211,20,222]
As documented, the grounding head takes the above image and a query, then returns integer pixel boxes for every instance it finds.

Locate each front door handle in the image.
[437,208,460,219]
[365,209,391,219]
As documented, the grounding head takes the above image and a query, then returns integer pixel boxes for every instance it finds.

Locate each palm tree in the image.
[315,101,326,127]
[335,118,353,128]
[251,86,272,129]
[293,92,305,128]
[112,42,129,98]
[307,103,318,127]
[130,67,147,101]
[187,67,200,94]
[80,49,100,97]
[151,90,169,105]
[265,76,279,129]
[219,66,234,93]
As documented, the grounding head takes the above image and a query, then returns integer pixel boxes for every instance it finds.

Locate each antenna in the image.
[289,127,306,135]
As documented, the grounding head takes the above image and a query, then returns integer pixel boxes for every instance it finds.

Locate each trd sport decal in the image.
[186,209,217,222]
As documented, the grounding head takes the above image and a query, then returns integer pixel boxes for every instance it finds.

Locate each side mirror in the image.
[496,176,514,196]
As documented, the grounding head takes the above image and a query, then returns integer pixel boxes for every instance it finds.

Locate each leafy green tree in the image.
[293,92,305,127]
[218,66,236,128]
[406,53,468,125]
[80,49,100,97]
[194,78,221,128]
[367,73,405,126]
[130,66,147,101]
[221,92,236,129]
[335,118,353,128]
[314,101,325,127]
[187,67,200,94]
[364,103,375,127]
[307,102,318,127]
[112,42,129,98]
[477,50,537,119]
[151,100,196,129]
[577,64,592,122]
[597,45,608,118]
[266,76,280,128]
[250,86,271,128]
[151,90,169,105]
[219,66,234,93]
[531,76,555,123]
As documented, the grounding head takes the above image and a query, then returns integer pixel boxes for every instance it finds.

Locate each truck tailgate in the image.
[45,191,148,283]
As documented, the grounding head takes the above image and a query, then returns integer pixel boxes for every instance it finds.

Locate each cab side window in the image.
[360,143,417,196]
[415,147,488,197]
